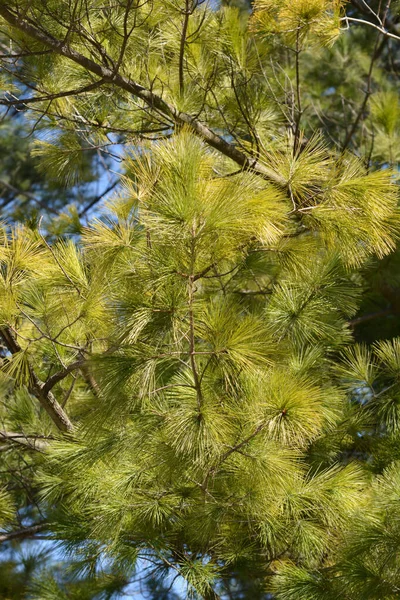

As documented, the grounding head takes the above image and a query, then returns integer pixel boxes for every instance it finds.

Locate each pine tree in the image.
[0,1,400,598]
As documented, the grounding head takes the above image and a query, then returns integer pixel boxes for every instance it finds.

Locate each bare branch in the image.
[341,15,400,42]
[78,179,119,217]
[341,25,388,150]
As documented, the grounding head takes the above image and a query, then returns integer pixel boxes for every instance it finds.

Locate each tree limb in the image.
[0,327,74,432]
[341,2,390,152]
[341,16,400,42]
[0,4,285,185]
[0,523,47,543]
[347,0,400,38]
[348,307,393,327]
[42,358,85,395]
[78,179,119,217]
[179,0,191,96]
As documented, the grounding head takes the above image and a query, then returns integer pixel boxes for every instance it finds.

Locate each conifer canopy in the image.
[1,1,400,598]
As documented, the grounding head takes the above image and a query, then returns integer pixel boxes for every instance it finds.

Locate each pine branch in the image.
[0,523,47,543]
[179,0,191,96]
[341,29,387,151]
[78,179,119,217]
[148,545,222,600]
[341,15,400,42]
[0,327,74,432]
[188,229,203,411]
[349,0,384,24]
[293,29,303,154]
[202,423,266,490]
[188,274,203,411]
[218,423,266,466]
[80,364,101,397]
[42,358,85,395]
[0,4,286,185]
[0,430,50,451]
[348,307,393,326]
[0,79,104,106]
[39,226,84,298]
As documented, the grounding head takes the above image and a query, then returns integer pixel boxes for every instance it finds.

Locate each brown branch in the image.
[349,0,384,23]
[342,1,391,151]
[0,523,47,543]
[0,327,74,432]
[0,4,285,185]
[148,544,222,600]
[348,307,393,327]
[184,225,205,411]
[202,589,222,600]
[293,30,303,154]
[341,36,384,151]
[202,422,266,490]
[42,358,85,395]
[0,49,52,58]
[113,0,136,75]
[81,364,101,397]
[189,286,203,410]
[230,66,260,155]
[218,423,265,467]
[234,288,272,295]
[78,179,119,217]
[179,0,191,96]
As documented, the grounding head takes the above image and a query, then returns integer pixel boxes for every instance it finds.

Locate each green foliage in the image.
[1,0,400,598]
[252,0,342,47]
[0,127,395,597]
